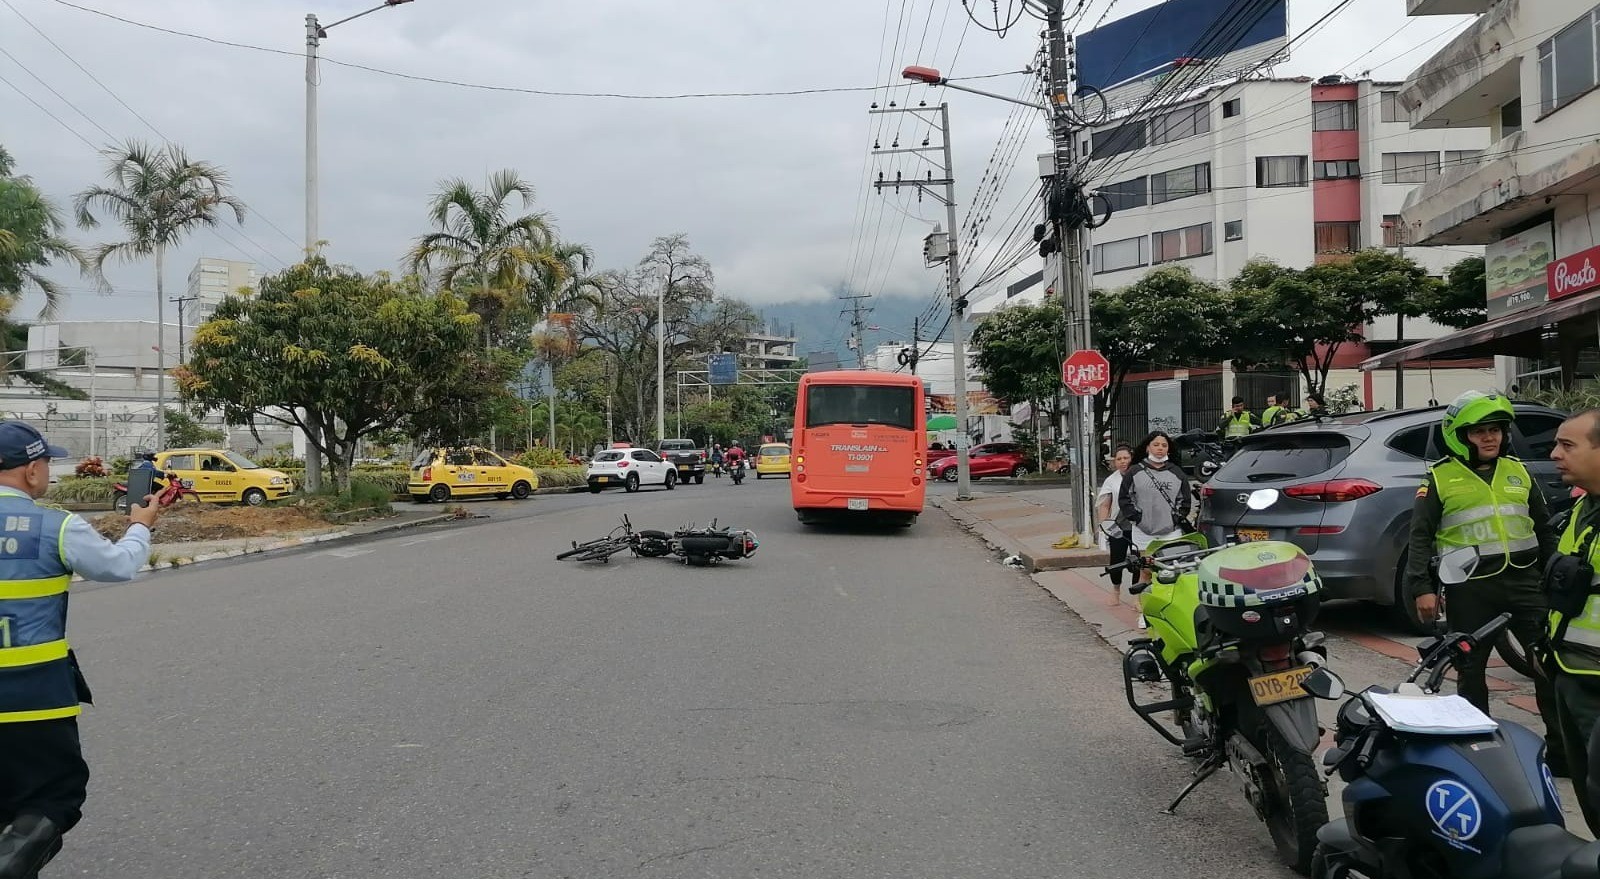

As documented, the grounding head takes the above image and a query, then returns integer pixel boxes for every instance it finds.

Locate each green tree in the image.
[1419,256,1487,330]
[74,140,247,450]
[1229,249,1438,396]
[406,170,567,344]
[163,407,226,447]
[0,144,94,321]
[177,256,510,491]
[970,297,1067,432]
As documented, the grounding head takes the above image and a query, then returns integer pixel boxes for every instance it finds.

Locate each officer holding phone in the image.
[0,421,158,878]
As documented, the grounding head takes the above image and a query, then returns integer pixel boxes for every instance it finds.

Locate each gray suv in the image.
[1197,402,1571,631]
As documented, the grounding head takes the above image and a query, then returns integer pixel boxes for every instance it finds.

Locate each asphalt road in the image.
[57,475,1297,879]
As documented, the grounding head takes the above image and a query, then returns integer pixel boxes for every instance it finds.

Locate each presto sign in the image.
[1549,244,1600,301]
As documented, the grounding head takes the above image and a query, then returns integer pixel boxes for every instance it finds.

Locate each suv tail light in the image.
[617,460,630,468]
[1284,478,1382,503]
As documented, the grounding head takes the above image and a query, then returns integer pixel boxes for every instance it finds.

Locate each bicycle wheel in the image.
[558,538,608,560]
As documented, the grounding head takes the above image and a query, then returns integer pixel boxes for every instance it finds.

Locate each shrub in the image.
[75,456,107,478]
[350,469,409,495]
[533,467,584,488]
[45,477,116,505]
[108,456,131,477]
[515,447,571,468]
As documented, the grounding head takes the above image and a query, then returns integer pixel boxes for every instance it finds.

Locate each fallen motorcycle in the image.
[557,516,757,567]
[1114,487,1332,875]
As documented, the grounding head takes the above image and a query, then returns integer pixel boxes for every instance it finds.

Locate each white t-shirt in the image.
[1096,471,1124,549]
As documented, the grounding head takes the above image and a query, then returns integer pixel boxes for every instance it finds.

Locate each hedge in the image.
[45,477,116,505]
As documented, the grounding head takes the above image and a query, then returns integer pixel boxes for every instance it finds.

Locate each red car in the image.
[928,442,1030,482]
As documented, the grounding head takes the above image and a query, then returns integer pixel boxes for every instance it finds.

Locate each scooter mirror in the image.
[1245,488,1280,511]
[1300,667,1346,700]
[1437,546,1481,585]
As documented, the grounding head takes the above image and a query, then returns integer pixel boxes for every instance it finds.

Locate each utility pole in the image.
[873,101,972,499]
[171,295,198,365]
[1390,220,1408,409]
[840,294,873,369]
[910,316,921,374]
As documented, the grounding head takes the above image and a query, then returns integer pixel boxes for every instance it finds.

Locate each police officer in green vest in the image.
[0,422,159,878]
[1544,408,1600,833]
[1403,391,1562,763]
[1218,396,1257,438]
[1262,394,1286,429]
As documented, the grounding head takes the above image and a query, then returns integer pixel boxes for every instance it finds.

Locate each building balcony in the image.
[1408,0,1491,16]
[1398,0,1519,130]
[1401,132,1600,244]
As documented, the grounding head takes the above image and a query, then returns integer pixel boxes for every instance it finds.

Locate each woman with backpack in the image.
[1118,430,1196,584]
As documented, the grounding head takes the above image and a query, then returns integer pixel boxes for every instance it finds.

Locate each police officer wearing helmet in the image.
[1402,391,1562,762]
[0,422,159,878]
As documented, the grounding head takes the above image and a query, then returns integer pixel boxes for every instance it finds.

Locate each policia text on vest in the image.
[0,420,160,878]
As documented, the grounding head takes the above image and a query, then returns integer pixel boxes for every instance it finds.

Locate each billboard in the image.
[1077,0,1289,111]
[1485,222,1555,319]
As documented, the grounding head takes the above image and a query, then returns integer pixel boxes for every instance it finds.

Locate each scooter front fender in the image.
[1263,696,1322,756]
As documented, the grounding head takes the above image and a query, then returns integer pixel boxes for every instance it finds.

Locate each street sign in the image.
[708,353,738,386]
[1062,349,1111,396]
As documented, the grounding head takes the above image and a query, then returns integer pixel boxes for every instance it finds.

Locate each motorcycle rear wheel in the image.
[1261,725,1327,876]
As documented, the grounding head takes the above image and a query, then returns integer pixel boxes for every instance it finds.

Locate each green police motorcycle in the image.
[1115,488,1332,875]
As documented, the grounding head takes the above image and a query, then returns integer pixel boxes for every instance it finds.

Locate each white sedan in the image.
[585,448,677,493]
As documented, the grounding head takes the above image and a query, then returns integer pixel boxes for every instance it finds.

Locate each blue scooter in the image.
[1306,545,1600,879]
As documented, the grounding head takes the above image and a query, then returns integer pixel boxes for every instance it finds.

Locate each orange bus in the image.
[790,370,927,527]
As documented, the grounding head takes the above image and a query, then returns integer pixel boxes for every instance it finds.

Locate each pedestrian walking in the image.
[1096,444,1134,592]
[1118,430,1195,586]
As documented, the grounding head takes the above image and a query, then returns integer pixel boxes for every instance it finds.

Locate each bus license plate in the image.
[1249,666,1313,706]
[1237,528,1270,542]
[847,498,869,511]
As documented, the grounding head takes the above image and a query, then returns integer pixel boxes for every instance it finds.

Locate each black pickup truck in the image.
[657,439,706,484]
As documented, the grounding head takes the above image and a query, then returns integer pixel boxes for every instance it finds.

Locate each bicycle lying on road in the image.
[555,515,673,563]
[557,516,759,566]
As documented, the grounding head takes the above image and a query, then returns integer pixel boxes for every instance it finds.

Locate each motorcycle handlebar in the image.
[1470,612,1513,646]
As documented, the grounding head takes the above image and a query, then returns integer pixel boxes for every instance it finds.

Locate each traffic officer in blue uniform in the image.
[0,421,158,878]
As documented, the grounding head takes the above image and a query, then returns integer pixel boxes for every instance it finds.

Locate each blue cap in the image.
[0,421,70,469]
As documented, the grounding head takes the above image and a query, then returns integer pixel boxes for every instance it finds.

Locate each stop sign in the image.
[1062,349,1111,396]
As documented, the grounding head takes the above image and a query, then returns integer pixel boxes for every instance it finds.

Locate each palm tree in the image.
[74,140,246,449]
[407,170,568,342]
[1,144,95,323]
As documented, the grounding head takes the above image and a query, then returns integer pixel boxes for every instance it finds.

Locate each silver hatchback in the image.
[1197,403,1571,631]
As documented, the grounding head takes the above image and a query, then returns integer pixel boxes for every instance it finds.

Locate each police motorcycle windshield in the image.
[1437,545,1482,585]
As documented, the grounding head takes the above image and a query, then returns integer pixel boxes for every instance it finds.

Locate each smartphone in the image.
[124,467,156,509]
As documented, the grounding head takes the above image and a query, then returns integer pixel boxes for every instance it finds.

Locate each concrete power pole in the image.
[171,295,198,365]
[873,102,972,499]
[840,294,873,368]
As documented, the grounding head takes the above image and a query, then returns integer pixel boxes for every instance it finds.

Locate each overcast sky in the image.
[3,0,1469,322]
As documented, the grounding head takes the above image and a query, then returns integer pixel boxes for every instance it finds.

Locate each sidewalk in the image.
[929,487,1107,571]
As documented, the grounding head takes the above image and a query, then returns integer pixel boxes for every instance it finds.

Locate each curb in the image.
[76,513,458,580]
[929,496,1107,572]
[534,485,589,495]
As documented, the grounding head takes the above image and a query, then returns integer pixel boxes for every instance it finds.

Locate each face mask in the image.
[1147,454,1169,464]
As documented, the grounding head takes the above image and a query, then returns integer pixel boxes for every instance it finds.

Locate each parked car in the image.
[1196,402,1571,631]
[927,442,1029,482]
[754,443,792,479]
[586,447,678,493]
[149,448,296,506]
[408,447,539,503]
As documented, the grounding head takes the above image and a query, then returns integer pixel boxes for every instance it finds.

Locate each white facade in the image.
[186,257,259,324]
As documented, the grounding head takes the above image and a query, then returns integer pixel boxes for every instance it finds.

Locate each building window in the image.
[1382,214,1403,247]
[1312,100,1358,131]
[1256,155,1308,188]
[1501,98,1523,136]
[1092,123,1146,158]
[1222,98,1242,118]
[1315,221,1362,254]
[1314,160,1360,180]
[1224,220,1244,241]
[1382,151,1440,184]
[1539,9,1599,115]
[1150,103,1210,145]
[1443,149,1484,170]
[1153,223,1213,263]
[1150,163,1211,204]
[1380,90,1406,123]
[1100,176,1148,211]
[1093,236,1148,274]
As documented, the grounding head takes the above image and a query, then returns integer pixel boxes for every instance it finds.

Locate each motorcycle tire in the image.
[1261,725,1328,876]
[1497,630,1539,679]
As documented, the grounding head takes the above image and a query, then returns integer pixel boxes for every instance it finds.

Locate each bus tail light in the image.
[912,476,922,486]
[795,455,805,464]
[914,457,923,467]
[797,473,807,483]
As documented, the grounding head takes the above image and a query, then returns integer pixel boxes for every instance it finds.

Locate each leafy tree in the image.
[1229,249,1438,396]
[177,256,511,491]
[970,297,1066,432]
[1419,256,1487,330]
[1,144,94,321]
[74,140,247,451]
[163,407,226,447]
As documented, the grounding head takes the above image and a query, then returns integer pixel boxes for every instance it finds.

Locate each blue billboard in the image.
[709,353,738,386]
[1076,0,1289,93]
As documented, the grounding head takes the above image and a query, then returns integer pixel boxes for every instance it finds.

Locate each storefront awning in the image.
[1360,287,1600,371]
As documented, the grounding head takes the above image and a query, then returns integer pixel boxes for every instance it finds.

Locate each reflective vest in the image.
[1222,412,1255,438]
[1549,499,1600,675]
[0,493,78,724]
[1430,456,1538,579]
[1263,406,1284,427]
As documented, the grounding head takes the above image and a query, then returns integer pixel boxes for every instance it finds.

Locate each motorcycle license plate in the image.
[847,498,869,511]
[1236,527,1270,543]
[1249,666,1313,706]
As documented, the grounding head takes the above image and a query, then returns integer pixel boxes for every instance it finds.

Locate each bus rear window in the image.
[804,385,916,430]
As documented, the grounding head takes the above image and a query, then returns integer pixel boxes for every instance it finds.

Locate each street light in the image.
[303,0,413,490]
[902,66,1051,113]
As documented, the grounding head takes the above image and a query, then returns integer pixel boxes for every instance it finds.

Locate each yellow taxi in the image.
[754,443,792,479]
[155,449,295,506]
[408,447,539,503]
